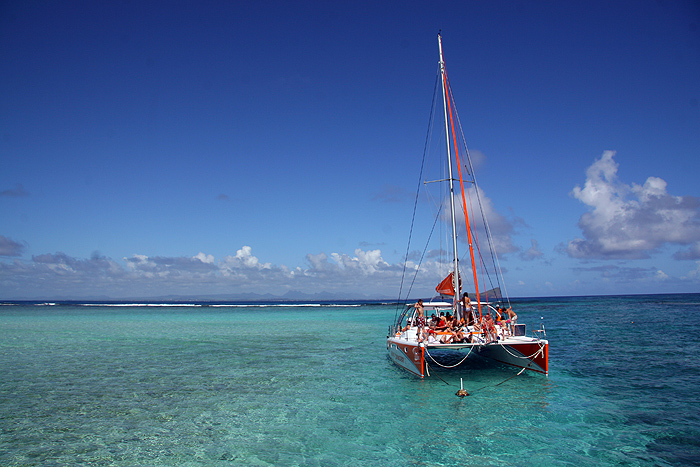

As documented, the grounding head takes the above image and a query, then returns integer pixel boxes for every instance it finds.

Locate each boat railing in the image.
[532,321,547,340]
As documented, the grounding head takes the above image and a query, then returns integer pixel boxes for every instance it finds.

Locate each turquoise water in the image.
[1,295,699,466]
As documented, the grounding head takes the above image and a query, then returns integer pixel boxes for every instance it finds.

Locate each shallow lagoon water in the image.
[1,294,699,466]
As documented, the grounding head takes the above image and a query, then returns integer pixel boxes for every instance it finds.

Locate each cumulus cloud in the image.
[0,235,26,256]
[124,254,219,275]
[0,244,464,299]
[224,246,272,270]
[521,239,544,261]
[566,151,700,260]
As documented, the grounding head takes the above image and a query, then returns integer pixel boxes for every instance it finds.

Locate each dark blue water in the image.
[1,295,698,466]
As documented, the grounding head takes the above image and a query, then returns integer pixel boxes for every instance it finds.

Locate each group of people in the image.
[412,299,470,344]
[408,296,518,345]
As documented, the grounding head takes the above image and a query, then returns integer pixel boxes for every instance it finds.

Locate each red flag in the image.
[435,272,455,296]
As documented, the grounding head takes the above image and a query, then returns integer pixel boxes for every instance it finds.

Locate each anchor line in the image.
[425,346,473,369]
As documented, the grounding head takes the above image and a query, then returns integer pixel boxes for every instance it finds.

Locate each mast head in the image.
[437,32,445,67]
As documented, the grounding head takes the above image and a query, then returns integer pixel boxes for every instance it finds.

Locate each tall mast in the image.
[438,33,460,312]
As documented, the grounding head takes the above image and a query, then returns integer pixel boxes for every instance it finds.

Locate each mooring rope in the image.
[425,343,542,396]
[425,345,473,368]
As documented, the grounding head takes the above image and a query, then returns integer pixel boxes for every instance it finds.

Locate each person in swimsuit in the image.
[503,306,517,335]
[414,299,426,342]
[462,293,475,326]
[483,313,497,343]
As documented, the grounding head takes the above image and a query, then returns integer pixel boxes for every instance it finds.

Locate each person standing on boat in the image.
[504,306,517,335]
[462,293,475,326]
[483,313,497,343]
[414,299,426,342]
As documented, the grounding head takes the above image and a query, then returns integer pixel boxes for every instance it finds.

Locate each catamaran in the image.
[387,34,549,378]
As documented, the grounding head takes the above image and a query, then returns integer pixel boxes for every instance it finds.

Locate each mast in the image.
[437,34,461,313]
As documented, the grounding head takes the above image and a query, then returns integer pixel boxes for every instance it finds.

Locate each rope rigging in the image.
[394,71,441,323]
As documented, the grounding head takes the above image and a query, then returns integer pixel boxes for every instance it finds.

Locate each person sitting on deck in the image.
[443,323,465,344]
[436,313,448,331]
[429,313,438,327]
[438,317,467,344]
[440,331,455,344]
[456,318,469,342]
[426,329,439,344]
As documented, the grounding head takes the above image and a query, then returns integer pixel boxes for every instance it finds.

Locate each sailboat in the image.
[387,34,549,378]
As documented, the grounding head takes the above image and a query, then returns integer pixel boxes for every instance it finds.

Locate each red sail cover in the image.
[436,273,456,296]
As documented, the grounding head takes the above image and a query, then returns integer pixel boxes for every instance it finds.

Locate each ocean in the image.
[1,294,699,466]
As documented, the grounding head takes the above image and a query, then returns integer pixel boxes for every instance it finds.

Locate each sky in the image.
[1,0,699,300]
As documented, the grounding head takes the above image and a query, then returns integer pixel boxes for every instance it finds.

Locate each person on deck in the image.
[504,306,517,335]
[462,293,475,326]
[429,313,438,328]
[483,313,498,343]
[504,306,517,323]
[451,318,468,343]
[426,329,439,344]
[436,313,448,331]
[414,299,426,342]
[440,334,454,344]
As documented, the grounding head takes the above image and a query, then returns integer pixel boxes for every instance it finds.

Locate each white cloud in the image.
[0,235,26,257]
[0,246,452,299]
[521,239,544,261]
[567,151,700,259]
[228,245,271,269]
[194,252,215,264]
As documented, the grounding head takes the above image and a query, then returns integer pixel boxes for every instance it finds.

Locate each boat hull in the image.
[387,339,424,377]
[477,339,549,375]
[387,336,548,377]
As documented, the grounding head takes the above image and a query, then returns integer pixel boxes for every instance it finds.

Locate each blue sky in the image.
[1,0,699,300]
